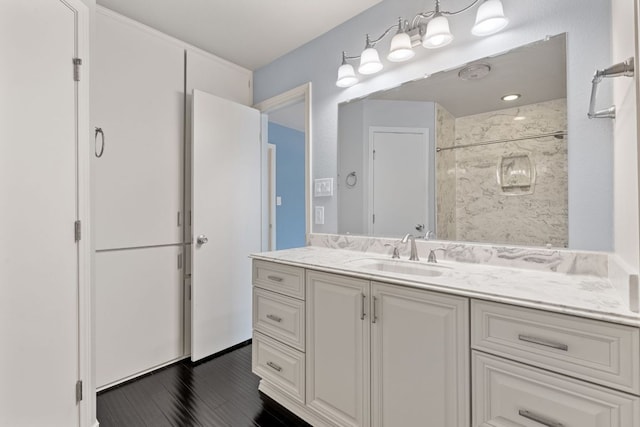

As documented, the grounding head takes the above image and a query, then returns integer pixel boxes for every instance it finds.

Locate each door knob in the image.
[197,235,208,245]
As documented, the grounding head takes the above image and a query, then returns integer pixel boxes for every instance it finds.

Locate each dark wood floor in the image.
[97,343,311,427]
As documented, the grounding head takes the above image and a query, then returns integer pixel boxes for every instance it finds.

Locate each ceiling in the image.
[368,34,567,117]
[96,0,382,70]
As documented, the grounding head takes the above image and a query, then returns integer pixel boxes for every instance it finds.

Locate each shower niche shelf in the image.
[497,153,536,195]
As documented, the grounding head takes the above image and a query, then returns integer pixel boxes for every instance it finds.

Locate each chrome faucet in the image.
[401,234,419,261]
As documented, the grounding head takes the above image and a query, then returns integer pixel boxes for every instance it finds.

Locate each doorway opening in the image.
[255,83,312,251]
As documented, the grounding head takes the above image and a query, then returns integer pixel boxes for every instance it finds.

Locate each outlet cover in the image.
[314,206,325,225]
[314,178,333,197]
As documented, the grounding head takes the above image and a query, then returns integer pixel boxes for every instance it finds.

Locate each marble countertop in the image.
[251,246,640,327]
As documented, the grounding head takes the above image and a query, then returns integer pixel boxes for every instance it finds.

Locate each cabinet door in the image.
[473,351,639,427]
[306,271,370,427]
[95,246,184,388]
[93,10,184,250]
[371,283,469,427]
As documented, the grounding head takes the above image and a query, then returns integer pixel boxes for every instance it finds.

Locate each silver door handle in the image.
[196,235,208,245]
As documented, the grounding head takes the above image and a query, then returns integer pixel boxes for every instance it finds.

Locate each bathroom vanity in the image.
[250,244,640,427]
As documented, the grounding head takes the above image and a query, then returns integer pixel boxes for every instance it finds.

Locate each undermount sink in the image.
[346,258,449,277]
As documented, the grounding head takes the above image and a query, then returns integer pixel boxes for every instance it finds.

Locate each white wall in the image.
[612,0,640,271]
[254,0,614,251]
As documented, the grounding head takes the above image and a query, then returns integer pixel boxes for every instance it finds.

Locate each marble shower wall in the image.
[436,104,456,240]
[436,99,568,247]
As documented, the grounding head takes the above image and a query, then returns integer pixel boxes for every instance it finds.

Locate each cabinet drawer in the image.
[252,332,305,405]
[253,260,304,299]
[472,300,640,394]
[253,288,305,351]
[473,352,639,427]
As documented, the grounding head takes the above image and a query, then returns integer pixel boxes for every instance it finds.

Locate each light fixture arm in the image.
[440,0,482,16]
[341,19,405,64]
[335,0,508,88]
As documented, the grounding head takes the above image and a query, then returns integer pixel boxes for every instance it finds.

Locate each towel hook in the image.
[94,127,105,158]
[345,171,357,188]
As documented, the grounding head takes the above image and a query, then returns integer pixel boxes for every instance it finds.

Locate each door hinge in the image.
[372,214,375,224]
[73,58,82,82]
[177,253,183,270]
[74,220,81,241]
[373,149,376,160]
[177,211,182,227]
[75,380,83,403]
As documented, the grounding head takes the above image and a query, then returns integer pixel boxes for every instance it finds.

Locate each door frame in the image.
[254,83,312,251]
[267,143,277,250]
[366,126,430,235]
[69,0,93,425]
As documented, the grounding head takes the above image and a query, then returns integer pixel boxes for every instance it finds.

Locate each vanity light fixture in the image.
[501,93,521,101]
[335,0,509,87]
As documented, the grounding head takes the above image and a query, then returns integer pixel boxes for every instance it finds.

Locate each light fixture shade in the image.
[387,32,415,62]
[422,15,454,49]
[359,47,383,75]
[471,0,509,36]
[336,63,358,87]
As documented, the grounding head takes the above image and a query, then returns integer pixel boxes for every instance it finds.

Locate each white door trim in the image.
[267,143,277,250]
[254,83,312,248]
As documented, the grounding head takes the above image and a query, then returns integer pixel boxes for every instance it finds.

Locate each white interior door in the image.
[191,90,261,361]
[369,127,429,237]
[0,1,87,425]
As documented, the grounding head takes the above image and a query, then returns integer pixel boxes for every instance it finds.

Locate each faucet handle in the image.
[384,243,401,259]
[428,247,446,263]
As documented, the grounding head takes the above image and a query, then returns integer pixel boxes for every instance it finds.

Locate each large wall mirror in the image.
[337,34,569,248]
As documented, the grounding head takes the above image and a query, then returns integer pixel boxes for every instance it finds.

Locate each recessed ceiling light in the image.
[501,93,521,101]
[513,116,526,121]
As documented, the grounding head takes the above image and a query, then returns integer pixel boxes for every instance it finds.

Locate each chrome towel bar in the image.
[588,57,634,119]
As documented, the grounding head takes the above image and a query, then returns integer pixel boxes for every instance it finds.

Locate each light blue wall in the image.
[269,122,306,250]
[254,0,613,251]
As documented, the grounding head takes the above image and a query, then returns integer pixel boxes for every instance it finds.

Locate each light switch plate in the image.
[276,196,282,206]
[314,178,333,197]
[315,206,325,225]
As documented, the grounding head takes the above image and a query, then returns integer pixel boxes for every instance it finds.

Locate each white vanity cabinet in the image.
[305,271,470,427]
[370,282,469,427]
[471,300,640,427]
[252,261,307,406]
[252,258,640,427]
[306,271,371,427]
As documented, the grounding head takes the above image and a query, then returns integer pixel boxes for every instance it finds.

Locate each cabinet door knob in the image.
[196,235,208,245]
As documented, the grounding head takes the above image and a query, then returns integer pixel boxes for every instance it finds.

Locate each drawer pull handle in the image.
[360,293,366,320]
[518,334,568,351]
[519,409,564,427]
[267,275,284,282]
[266,314,282,323]
[372,296,378,324]
[266,361,282,372]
